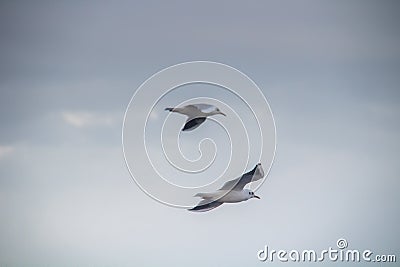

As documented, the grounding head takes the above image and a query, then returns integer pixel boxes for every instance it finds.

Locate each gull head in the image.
[216,108,226,116]
[209,107,226,116]
[243,189,260,200]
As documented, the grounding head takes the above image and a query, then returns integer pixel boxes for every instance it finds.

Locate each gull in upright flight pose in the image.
[165,104,226,131]
[189,163,265,212]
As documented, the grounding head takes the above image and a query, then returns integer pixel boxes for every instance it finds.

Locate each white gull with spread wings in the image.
[189,163,265,212]
[165,104,226,131]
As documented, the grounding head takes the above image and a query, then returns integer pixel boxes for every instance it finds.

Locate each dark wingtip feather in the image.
[188,201,223,212]
[182,117,206,131]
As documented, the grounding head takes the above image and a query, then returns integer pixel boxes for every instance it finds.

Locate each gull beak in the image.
[254,195,260,199]
[220,111,226,116]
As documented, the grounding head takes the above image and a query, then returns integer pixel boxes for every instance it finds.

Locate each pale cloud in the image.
[62,111,116,128]
[0,145,14,159]
[149,110,159,120]
[0,1,399,266]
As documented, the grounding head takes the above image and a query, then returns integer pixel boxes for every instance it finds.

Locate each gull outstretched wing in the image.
[182,105,202,116]
[190,104,215,113]
[219,163,264,191]
[165,105,202,118]
[182,117,207,131]
[188,199,223,212]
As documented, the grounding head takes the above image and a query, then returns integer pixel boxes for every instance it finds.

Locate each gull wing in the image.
[188,199,223,212]
[190,104,215,113]
[165,104,215,118]
[181,105,204,119]
[219,164,264,191]
[182,117,207,131]
[180,104,210,131]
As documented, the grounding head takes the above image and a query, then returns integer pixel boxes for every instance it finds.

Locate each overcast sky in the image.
[0,1,399,266]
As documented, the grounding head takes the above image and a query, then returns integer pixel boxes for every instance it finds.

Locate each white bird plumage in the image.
[165,104,226,131]
[188,163,265,212]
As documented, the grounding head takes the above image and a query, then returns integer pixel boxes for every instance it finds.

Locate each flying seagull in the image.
[188,163,265,212]
[165,104,226,131]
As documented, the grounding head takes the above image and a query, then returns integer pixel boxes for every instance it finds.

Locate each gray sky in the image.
[0,1,399,266]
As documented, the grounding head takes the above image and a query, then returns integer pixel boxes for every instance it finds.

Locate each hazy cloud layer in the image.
[0,1,399,266]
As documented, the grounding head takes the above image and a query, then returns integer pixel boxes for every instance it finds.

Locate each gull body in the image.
[189,163,264,212]
[165,104,226,131]
[195,189,259,203]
